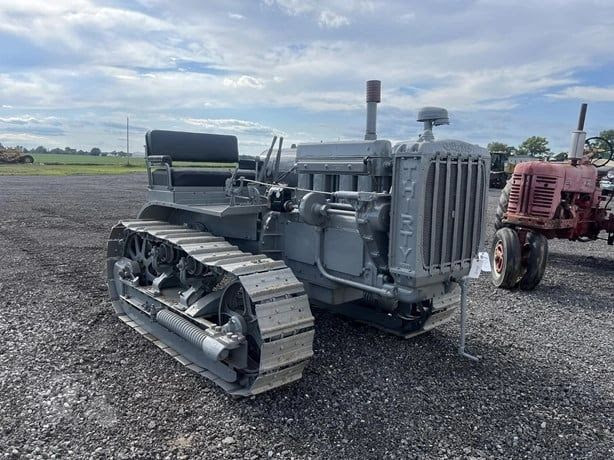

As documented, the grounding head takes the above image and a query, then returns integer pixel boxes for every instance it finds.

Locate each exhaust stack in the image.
[569,103,587,166]
[365,80,381,140]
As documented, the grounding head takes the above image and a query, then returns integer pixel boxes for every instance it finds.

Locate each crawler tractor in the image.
[107,81,490,396]
[491,104,614,290]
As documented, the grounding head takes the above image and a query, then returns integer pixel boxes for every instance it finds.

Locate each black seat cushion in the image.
[152,168,231,187]
[152,168,256,187]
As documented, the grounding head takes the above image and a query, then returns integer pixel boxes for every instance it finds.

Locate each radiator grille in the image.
[422,157,486,272]
[507,173,522,213]
[531,175,556,217]
[508,173,556,217]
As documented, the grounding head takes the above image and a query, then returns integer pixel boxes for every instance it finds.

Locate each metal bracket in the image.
[151,270,175,296]
[457,276,479,362]
[179,284,205,309]
[184,290,224,318]
[146,155,173,190]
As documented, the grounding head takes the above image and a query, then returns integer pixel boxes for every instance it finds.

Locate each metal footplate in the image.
[107,219,315,396]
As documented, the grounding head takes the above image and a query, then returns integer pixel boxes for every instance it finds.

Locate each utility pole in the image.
[126,116,130,166]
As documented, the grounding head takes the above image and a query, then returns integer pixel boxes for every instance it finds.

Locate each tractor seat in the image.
[151,168,256,187]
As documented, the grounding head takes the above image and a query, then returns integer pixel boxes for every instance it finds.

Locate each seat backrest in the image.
[146,130,238,163]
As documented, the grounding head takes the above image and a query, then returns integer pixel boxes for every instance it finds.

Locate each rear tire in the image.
[494,180,511,230]
[519,232,548,290]
[490,228,522,289]
[20,155,34,164]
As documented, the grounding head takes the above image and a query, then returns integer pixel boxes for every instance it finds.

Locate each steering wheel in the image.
[585,136,614,168]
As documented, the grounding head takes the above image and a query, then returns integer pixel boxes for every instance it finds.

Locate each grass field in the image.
[0,153,229,176]
[34,153,146,166]
[0,153,144,176]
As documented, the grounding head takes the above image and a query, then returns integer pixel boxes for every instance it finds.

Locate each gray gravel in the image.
[0,174,612,459]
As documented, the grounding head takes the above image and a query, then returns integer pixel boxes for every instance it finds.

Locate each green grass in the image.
[0,153,231,176]
[32,153,146,166]
[0,163,144,176]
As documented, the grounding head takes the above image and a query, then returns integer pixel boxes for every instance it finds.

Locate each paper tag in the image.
[478,251,491,272]
[468,258,481,278]
[468,252,491,278]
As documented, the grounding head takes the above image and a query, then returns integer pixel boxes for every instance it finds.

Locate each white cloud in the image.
[3,0,605,116]
[263,0,367,27]
[547,85,614,102]
[318,11,350,28]
[397,12,415,23]
[0,115,41,124]
[263,0,375,16]
[262,0,314,16]
[1,0,614,153]
[0,132,48,142]
[0,73,64,108]
[391,66,577,112]
[223,75,265,89]
[184,118,274,133]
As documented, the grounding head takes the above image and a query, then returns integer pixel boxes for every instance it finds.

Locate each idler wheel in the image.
[218,281,261,370]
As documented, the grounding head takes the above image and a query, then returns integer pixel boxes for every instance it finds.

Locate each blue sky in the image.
[1,0,613,155]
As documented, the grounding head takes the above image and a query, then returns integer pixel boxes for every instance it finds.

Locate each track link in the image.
[107,219,314,396]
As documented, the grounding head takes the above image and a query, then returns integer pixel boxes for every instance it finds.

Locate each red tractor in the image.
[491,104,614,289]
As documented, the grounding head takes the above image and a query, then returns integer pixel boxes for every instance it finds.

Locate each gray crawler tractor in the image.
[107,81,490,396]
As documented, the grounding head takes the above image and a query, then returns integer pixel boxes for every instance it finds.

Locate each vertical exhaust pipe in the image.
[365,80,381,140]
[569,103,587,166]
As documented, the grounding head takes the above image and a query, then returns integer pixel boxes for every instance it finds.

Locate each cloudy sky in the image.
[1,0,613,154]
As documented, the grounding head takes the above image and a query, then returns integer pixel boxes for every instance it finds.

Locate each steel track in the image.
[107,219,315,396]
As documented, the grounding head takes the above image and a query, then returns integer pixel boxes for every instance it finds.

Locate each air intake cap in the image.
[417,107,449,126]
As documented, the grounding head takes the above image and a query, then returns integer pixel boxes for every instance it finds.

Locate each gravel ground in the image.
[0,174,612,459]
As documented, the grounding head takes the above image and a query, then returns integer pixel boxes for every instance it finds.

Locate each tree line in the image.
[488,129,614,158]
[0,143,131,157]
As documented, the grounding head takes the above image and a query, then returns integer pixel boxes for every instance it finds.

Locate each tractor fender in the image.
[137,201,260,241]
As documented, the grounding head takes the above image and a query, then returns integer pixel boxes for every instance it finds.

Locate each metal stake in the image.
[458,276,479,361]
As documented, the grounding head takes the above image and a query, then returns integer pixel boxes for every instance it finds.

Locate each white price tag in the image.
[468,252,491,278]
[468,259,481,278]
[478,251,491,272]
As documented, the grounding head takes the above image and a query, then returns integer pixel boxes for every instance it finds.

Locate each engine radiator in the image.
[421,157,487,271]
[389,154,488,288]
